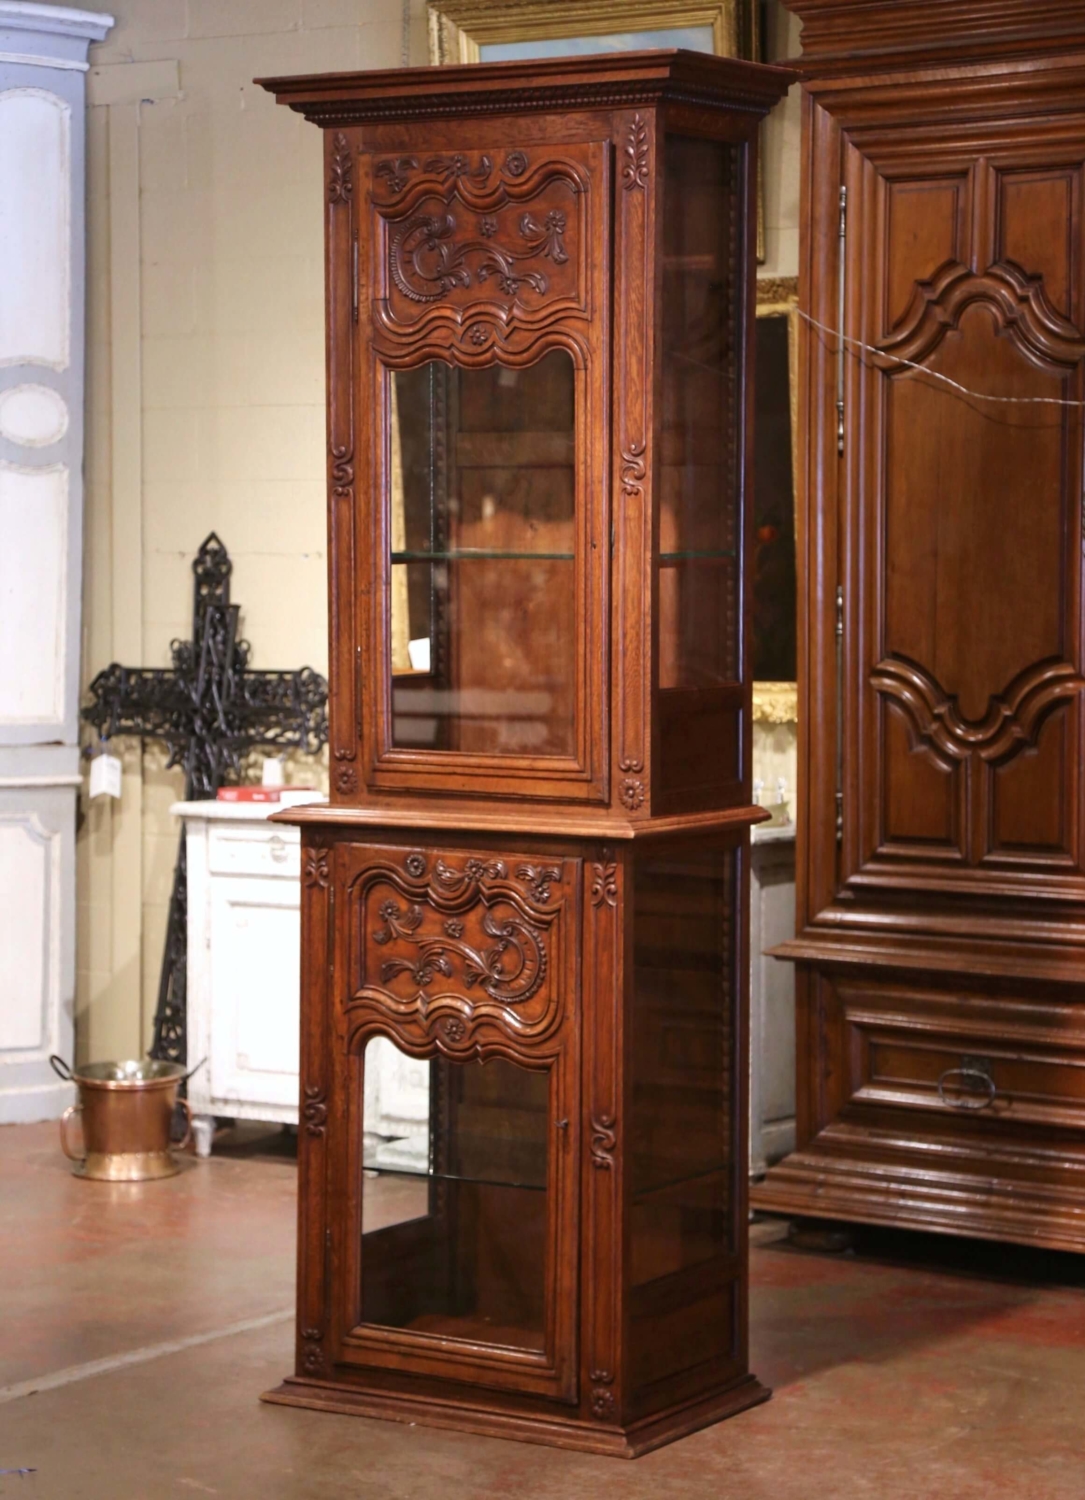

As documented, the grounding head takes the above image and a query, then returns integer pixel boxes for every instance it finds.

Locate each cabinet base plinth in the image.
[752,1148,1085,1254]
[260,1373,771,1458]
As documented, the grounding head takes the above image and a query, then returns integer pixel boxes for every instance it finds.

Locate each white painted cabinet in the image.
[175,800,316,1134]
[749,825,797,1177]
[0,2,113,1122]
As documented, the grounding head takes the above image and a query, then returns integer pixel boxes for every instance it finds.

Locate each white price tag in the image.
[89,752,123,800]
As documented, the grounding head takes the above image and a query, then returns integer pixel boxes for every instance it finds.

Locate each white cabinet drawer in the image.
[207,825,299,879]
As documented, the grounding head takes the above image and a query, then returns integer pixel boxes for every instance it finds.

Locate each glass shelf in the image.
[658,549,736,562]
[631,1162,728,1204]
[391,549,575,563]
[363,1152,545,1193]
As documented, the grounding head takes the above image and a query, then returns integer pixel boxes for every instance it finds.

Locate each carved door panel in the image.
[328,842,580,1403]
[350,137,610,806]
[839,132,1085,906]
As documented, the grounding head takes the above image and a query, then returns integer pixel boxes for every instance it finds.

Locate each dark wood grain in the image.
[753,1,1085,1254]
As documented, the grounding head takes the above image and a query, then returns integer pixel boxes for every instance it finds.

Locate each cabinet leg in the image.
[191,1114,216,1158]
[786,1218,856,1254]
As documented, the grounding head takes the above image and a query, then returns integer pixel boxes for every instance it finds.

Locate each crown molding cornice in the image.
[258,50,796,127]
[783,0,1085,75]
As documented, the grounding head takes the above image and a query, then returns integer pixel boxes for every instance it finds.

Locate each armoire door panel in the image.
[988,706,1073,859]
[880,698,961,854]
[843,135,1085,899]
[883,175,971,332]
[995,167,1080,319]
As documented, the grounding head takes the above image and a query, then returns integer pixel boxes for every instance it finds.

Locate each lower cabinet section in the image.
[752,966,1085,1251]
[264,828,766,1456]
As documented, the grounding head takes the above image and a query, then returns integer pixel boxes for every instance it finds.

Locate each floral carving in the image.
[622,113,649,191]
[432,856,507,895]
[388,209,568,305]
[335,764,358,795]
[515,864,561,904]
[590,862,618,908]
[590,1114,617,1170]
[504,150,528,177]
[372,897,546,1005]
[425,152,493,185]
[303,848,330,889]
[300,1328,325,1376]
[375,156,417,195]
[404,851,427,879]
[328,132,353,204]
[589,1371,616,1421]
[468,323,489,345]
[441,1017,467,1043]
[620,778,646,811]
[302,1085,327,1137]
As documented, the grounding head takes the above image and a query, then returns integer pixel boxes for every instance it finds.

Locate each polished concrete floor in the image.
[4,1120,1085,1499]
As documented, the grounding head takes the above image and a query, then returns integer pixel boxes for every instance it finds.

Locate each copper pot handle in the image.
[60,1104,85,1161]
[175,1097,193,1151]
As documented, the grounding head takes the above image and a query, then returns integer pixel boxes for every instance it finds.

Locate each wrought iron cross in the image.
[83,534,328,1062]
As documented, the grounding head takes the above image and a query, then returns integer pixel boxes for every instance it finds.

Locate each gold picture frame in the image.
[426,1,763,257]
[752,275,799,725]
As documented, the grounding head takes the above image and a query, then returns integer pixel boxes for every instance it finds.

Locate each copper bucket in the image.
[49,1056,193,1181]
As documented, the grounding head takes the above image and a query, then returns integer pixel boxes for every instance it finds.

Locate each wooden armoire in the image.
[752,1,1085,1251]
[258,52,793,1454]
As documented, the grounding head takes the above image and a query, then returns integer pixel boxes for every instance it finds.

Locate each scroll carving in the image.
[371,896,546,1006]
[590,1114,617,1169]
[303,847,330,889]
[302,1084,328,1137]
[370,148,590,359]
[872,655,1084,766]
[349,850,568,1055]
[879,259,1085,371]
[620,440,646,502]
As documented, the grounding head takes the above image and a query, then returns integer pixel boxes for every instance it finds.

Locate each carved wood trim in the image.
[327,128,358,788]
[871,655,1084,765]
[878,260,1085,372]
[370,152,591,363]
[589,1113,616,1168]
[346,849,571,1059]
[615,109,654,809]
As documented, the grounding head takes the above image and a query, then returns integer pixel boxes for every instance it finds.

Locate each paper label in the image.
[89,752,123,800]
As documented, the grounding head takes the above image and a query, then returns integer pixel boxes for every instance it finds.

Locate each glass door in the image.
[388,351,577,759]
[341,1032,578,1401]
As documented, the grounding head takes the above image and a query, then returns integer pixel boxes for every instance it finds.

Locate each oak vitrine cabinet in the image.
[259,51,793,1457]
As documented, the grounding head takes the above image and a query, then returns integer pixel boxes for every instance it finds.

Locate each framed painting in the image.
[752,277,798,725]
[427,1,763,256]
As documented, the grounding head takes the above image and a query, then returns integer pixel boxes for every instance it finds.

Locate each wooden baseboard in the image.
[260,1372,771,1459]
[751,1147,1085,1253]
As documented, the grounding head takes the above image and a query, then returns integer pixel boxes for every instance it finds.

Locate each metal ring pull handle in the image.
[937,1066,997,1111]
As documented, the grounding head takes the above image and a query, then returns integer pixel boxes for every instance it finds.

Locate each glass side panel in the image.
[360,1037,550,1352]
[388,351,576,757]
[629,846,736,1290]
[658,135,741,691]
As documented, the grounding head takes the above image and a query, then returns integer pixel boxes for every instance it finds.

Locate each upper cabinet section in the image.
[259,52,794,820]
